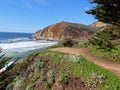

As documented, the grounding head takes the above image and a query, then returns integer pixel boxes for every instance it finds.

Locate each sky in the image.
[0,0,97,33]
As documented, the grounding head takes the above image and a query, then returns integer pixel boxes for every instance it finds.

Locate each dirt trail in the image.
[50,47,120,78]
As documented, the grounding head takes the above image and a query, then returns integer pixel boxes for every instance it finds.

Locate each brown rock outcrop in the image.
[90,21,107,28]
[32,21,97,41]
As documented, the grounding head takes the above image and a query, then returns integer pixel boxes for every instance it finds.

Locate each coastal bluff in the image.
[32,21,98,41]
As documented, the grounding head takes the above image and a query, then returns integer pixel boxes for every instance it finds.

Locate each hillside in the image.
[1,49,120,90]
[32,21,97,41]
[88,26,120,62]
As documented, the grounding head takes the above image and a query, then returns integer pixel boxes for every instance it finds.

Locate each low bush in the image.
[85,73,105,89]
[47,70,55,88]
[60,38,78,47]
[33,61,44,71]
[73,41,89,48]
[90,45,120,62]
[50,44,64,48]
[58,69,67,84]
[26,83,34,90]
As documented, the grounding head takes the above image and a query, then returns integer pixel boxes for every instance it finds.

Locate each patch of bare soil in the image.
[52,76,87,90]
[50,47,120,78]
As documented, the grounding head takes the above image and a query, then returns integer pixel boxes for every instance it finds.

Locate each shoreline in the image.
[0,41,57,73]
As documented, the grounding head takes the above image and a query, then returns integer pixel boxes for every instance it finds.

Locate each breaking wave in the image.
[0,38,56,57]
[0,37,32,44]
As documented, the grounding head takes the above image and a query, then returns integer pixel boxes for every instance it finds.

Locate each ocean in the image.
[0,32,56,57]
[0,32,32,41]
[0,32,56,72]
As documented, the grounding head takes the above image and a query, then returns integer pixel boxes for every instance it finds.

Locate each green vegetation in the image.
[26,83,34,90]
[89,27,120,49]
[85,0,120,64]
[58,69,67,84]
[51,37,90,49]
[85,73,105,89]
[86,0,120,26]
[0,56,33,90]
[2,50,120,90]
[59,38,78,47]
[73,41,89,48]
[66,21,98,31]
[90,45,120,62]
[50,44,64,48]
[0,53,13,69]
[88,27,120,62]
[51,38,78,48]
[46,70,55,88]
[33,61,44,71]
[68,54,120,90]
[86,0,120,63]
[1,1,120,89]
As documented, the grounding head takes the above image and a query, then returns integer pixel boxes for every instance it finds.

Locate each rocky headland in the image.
[32,21,98,41]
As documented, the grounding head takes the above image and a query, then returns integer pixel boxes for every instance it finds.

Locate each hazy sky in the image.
[0,0,96,33]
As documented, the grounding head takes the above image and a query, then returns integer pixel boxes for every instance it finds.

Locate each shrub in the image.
[26,84,34,90]
[89,27,120,49]
[60,38,78,47]
[58,69,67,84]
[50,44,64,48]
[85,73,105,89]
[90,45,120,63]
[73,41,89,48]
[28,72,34,80]
[11,77,26,90]
[46,70,55,88]
[32,71,40,81]
[68,55,85,63]
[33,61,44,71]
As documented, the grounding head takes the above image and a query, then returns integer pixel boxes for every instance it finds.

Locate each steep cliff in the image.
[32,21,97,41]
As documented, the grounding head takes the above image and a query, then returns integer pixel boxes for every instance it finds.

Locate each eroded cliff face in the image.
[32,21,97,41]
[90,21,107,28]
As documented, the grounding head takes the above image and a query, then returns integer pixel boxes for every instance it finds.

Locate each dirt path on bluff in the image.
[50,47,120,78]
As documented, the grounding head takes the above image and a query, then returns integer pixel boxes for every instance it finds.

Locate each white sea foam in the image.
[0,40,56,72]
[0,37,32,43]
[0,41,56,50]
[0,40,56,57]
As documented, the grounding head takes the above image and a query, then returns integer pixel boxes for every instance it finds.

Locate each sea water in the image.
[0,32,56,72]
[0,32,56,57]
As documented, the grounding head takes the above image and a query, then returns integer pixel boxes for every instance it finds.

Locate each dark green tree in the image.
[86,0,120,26]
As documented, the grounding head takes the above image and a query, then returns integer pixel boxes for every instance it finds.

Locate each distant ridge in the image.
[32,21,97,41]
[89,21,108,28]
